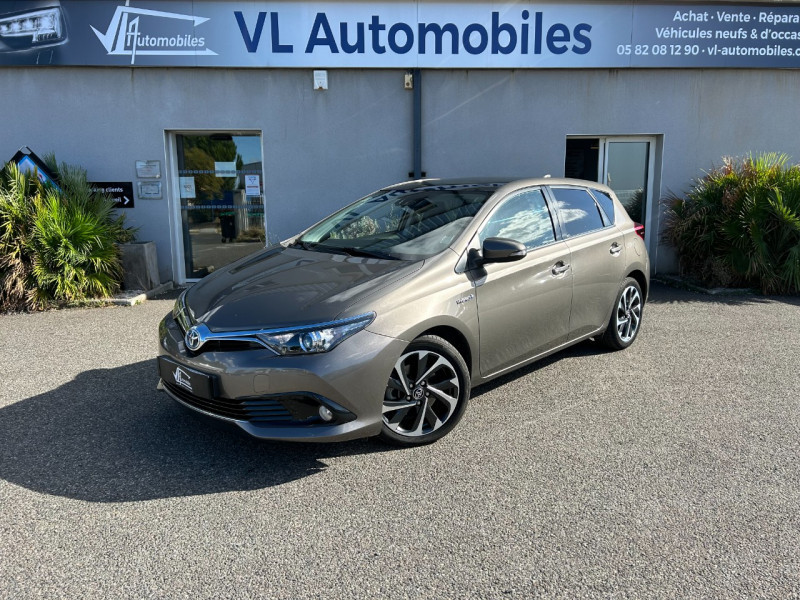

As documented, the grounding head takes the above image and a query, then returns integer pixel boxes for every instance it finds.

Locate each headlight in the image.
[179,311,375,355]
[0,8,65,45]
[255,313,375,355]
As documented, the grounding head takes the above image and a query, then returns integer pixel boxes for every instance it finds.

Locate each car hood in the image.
[184,246,422,331]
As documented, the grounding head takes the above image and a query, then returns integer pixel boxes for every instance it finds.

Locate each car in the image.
[157,177,649,446]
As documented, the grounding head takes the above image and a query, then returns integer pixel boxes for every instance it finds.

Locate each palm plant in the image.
[663,153,800,293]
[0,158,136,311]
[0,164,38,310]
[29,185,123,307]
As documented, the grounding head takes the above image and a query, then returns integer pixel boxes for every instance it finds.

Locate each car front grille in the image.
[163,380,309,425]
[195,339,265,353]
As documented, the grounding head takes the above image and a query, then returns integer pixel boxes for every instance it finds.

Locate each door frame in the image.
[165,129,266,284]
[566,135,659,254]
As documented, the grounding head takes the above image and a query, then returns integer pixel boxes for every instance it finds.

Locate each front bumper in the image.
[158,312,406,442]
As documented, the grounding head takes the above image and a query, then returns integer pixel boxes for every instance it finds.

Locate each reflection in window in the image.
[606,141,649,224]
[592,189,616,226]
[176,133,264,279]
[479,189,555,250]
[550,188,605,238]
[621,188,644,223]
[301,184,499,259]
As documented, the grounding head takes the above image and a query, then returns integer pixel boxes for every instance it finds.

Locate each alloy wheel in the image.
[382,349,461,438]
[615,284,642,343]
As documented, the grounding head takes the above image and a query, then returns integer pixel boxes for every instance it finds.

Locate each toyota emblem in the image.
[185,326,203,351]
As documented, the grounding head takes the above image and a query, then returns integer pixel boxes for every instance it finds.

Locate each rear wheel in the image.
[380,335,470,446]
[601,277,643,350]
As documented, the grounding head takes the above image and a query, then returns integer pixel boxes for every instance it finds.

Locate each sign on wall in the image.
[90,182,134,208]
[1,1,800,68]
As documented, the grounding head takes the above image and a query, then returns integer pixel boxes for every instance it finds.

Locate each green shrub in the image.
[0,165,37,311]
[663,153,800,294]
[0,158,136,311]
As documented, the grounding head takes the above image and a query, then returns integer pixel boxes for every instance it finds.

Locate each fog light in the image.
[318,405,334,422]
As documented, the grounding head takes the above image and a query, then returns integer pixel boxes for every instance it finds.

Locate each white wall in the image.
[2,66,798,280]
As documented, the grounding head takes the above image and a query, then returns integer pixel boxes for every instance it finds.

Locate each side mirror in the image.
[471,237,527,267]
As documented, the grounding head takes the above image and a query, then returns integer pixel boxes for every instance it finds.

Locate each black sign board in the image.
[90,182,135,209]
[158,356,217,400]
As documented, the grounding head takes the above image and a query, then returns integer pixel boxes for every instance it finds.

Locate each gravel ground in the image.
[0,282,798,599]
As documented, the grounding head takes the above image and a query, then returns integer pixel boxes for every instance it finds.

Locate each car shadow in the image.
[470,338,602,398]
[0,359,389,503]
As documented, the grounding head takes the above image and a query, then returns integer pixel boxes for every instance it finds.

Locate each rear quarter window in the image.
[591,189,616,226]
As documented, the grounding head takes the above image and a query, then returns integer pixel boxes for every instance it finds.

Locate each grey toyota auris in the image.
[158,178,649,446]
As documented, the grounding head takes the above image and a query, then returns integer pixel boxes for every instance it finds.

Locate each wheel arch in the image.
[626,269,648,300]
[416,325,474,378]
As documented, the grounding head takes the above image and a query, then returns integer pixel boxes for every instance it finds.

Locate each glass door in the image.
[174,133,265,280]
[604,140,650,227]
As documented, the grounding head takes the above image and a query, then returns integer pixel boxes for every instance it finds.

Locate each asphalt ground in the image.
[0,282,798,599]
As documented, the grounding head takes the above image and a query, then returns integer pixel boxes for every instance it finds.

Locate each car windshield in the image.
[296,184,500,260]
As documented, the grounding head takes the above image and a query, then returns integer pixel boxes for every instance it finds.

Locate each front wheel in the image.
[379,335,470,446]
[601,277,644,350]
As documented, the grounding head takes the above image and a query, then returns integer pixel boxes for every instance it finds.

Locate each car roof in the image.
[381,177,617,196]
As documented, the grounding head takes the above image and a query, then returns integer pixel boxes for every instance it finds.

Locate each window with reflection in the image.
[591,189,616,226]
[479,189,556,250]
[299,183,499,260]
[550,188,605,238]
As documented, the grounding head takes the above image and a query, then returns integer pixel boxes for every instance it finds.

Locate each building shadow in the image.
[0,359,386,503]
[647,280,800,307]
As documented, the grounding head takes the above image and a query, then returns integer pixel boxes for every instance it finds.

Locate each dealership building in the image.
[2,0,800,285]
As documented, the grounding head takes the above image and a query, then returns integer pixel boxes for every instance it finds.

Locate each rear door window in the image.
[549,187,605,238]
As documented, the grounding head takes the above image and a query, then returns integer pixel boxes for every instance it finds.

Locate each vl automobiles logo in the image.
[172,366,193,392]
[91,1,217,64]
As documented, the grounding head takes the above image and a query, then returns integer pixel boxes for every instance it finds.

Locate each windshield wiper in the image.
[335,247,398,260]
[292,241,398,260]
[288,240,318,252]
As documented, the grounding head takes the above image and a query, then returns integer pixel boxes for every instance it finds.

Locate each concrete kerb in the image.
[653,274,756,296]
[102,281,175,306]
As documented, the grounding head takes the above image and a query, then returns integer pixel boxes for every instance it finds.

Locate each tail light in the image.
[634,223,645,240]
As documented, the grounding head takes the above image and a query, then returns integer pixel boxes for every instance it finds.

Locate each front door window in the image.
[175,133,265,279]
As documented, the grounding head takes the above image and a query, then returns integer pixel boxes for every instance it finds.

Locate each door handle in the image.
[610,243,622,256]
[552,262,570,276]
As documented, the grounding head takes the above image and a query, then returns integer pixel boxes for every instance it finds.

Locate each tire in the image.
[379,335,470,446]
[601,277,644,350]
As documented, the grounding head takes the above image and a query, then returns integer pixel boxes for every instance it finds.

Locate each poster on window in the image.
[179,177,196,199]
[245,175,260,196]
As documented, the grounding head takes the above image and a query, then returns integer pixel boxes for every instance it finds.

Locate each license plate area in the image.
[158,356,217,400]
